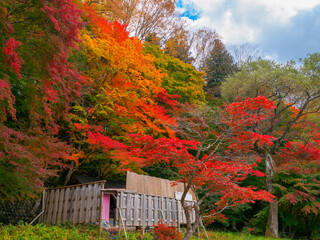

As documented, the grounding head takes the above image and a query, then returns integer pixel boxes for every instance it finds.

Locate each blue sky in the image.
[176,0,320,63]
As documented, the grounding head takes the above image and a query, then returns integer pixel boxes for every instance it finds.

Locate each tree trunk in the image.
[181,200,201,240]
[182,213,201,240]
[64,161,75,186]
[265,153,279,238]
[266,196,279,238]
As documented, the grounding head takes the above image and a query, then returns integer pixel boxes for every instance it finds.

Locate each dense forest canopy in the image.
[0,1,319,239]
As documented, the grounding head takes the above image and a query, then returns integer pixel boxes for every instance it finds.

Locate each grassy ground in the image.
[0,223,289,240]
[0,223,105,240]
[189,231,289,240]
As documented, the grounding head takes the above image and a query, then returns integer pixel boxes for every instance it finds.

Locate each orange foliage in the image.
[80,3,176,137]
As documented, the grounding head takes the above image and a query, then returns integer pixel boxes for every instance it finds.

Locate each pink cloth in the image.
[102,194,110,222]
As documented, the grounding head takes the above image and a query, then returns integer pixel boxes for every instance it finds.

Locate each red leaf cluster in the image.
[2,38,23,78]
[153,222,182,240]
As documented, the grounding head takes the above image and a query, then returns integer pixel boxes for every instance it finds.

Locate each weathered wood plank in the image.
[172,199,177,226]
[67,187,75,222]
[126,192,132,226]
[91,185,98,222]
[72,186,80,224]
[142,194,146,229]
[47,190,55,224]
[119,192,126,225]
[133,194,139,226]
[147,195,152,226]
[56,188,65,223]
[85,184,92,224]
[62,187,70,223]
[52,189,60,224]
[126,171,195,199]
[154,196,159,225]
[48,190,56,224]
[166,198,170,225]
[79,185,85,223]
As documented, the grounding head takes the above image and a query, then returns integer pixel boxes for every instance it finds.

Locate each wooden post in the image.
[41,190,46,222]
[142,194,146,234]
[119,207,128,240]
[29,210,44,225]
[98,188,103,233]
[177,201,181,231]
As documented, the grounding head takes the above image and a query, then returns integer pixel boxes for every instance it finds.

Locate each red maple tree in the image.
[114,96,276,240]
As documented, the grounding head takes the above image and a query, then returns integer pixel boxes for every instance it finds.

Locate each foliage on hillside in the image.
[0,1,319,239]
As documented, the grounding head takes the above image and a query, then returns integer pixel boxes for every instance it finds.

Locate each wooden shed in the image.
[43,172,195,228]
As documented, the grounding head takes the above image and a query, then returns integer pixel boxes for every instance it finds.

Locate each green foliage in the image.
[246,207,269,235]
[116,231,153,240]
[0,224,289,240]
[189,230,289,240]
[200,38,237,96]
[221,58,320,108]
[144,44,206,104]
[0,1,318,239]
[0,163,35,199]
[275,172,320,238]
[0,223,104,240]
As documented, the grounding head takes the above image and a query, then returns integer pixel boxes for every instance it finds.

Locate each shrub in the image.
[153,222,182,240]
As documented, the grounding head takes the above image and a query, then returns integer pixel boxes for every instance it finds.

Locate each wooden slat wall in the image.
[43,181,105,225]
[115,191,194,227]
[126,171,196,200]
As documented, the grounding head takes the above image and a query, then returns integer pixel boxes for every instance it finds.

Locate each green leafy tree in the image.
[144,43,206,104]
[221,56,320,238]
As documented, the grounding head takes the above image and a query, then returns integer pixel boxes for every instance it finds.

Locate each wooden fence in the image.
[43,181,105,224]
[114,191,195,227]
[43,180,196,227]
[126,171,196,200]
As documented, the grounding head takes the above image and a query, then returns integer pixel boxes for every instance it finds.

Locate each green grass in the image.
[0,223,104,240]
[0,223,289,240]
[190,231,290,240]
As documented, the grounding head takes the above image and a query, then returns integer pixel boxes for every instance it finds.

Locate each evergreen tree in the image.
[201,38,237,96]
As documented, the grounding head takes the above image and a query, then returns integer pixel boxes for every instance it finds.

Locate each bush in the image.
[153,222,182,240]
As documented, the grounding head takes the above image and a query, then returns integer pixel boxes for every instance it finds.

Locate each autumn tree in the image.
[163,22,194,64]
[89,0,133,23]
[80,3,177,136]
[221,56,320,238]
[0,0,85,198]
[62,3,179,183]
[89,0,176,40]
[116,96,276,240]
[144,43,206,104]
[163,26,221,68]
[190,28,220,68]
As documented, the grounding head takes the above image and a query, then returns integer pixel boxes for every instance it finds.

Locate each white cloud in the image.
[179,0,320,61]
[257,0,320,20]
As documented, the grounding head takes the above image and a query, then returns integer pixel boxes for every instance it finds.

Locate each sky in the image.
[176,0,320,63]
